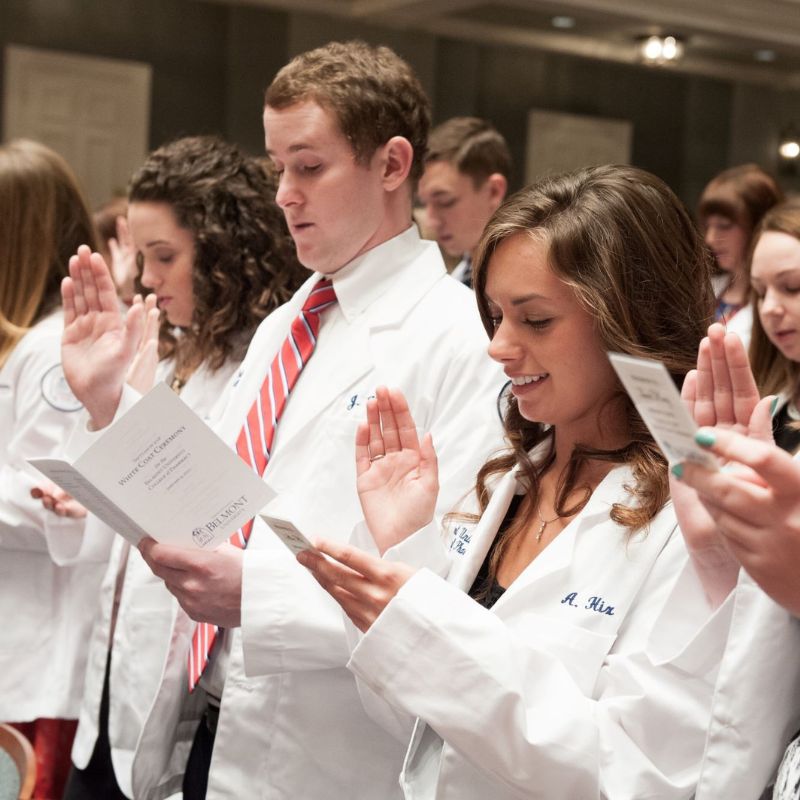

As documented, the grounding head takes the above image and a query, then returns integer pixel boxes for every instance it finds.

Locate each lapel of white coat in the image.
[446,468,520,593]
[270,242,445,454]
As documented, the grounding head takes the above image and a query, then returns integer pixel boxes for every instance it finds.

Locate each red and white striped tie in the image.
[188,278,337,690]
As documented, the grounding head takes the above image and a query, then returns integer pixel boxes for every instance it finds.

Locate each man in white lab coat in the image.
[60,41,506,799]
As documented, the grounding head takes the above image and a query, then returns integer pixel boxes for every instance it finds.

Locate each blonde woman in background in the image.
[0,139,105,799]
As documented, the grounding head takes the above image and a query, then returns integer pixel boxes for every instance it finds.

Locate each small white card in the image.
[260,512,318,556]
[30,382,275,549]
[608,352,718,470]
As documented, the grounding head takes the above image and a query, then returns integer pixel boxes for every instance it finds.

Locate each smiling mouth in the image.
[510,374,549,385]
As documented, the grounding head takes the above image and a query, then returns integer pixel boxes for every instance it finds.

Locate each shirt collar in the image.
[327,225,421,323]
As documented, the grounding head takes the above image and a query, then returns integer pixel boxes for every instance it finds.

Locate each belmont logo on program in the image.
[192,494,249,547]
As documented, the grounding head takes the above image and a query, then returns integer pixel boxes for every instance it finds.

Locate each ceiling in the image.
[210,0,800,88]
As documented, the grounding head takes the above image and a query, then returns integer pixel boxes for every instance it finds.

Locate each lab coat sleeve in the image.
[336,519,455,745]
[0,334,86,553]
[348,534,733,799]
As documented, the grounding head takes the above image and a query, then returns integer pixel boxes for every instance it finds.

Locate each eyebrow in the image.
[144,239,170,248]
[265,143,315,157]
[486,292,548,306]
[753,266,800,282]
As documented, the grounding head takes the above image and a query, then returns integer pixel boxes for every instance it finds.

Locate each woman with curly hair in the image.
[46,135,304,800]
[301,165,733,798]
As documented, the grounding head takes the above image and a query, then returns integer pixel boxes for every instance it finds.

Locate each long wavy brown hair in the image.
[128,136,305,377]
[0,140,98,368]
[470,165,714,581]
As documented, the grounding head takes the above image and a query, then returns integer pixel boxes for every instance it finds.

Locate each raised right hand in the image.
[670,323,773,605]
[62,245,146,429]
[355,387,439,554]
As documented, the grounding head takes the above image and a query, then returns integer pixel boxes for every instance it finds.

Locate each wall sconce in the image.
[779,125,800,174]
[638,35,685,65]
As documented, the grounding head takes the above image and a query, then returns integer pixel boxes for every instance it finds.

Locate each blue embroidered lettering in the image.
[561,592,578,607]
[585,596,614,615]
[450,525,471,555]
[347,394,358,411]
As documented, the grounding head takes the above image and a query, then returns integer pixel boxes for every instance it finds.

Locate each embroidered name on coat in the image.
[561,592,615,616]
[346,392,376,411]
[449,525,471,555]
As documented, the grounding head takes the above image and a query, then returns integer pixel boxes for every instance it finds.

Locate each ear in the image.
[486,173,508,211]
[378,136,414,192]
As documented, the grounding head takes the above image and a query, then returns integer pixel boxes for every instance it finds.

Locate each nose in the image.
[760,286,784,318]
[275,171,301,209]
[139,258,159,291]
[422,203,443,232]
[704,226,719,250]
[487,317,524,365]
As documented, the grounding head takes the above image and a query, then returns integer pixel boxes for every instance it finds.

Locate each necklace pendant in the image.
[535,520,547,542]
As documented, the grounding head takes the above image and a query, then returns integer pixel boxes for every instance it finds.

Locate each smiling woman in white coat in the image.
[301,164,732,799]
[0,139,103,799]
[37,136,305,800]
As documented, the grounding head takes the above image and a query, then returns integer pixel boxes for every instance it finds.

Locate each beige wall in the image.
[2,0,797,203]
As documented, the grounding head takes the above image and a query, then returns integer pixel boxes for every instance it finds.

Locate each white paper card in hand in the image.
[608,352,718,470]
[260,513,318,555]
[30,382,274,549]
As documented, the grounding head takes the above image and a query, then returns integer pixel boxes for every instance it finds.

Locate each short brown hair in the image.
[748,200,800,398]
[265,40,430,182]
[0,139,98,368]
[128,136,305,375]
[697,163,783,234]
[425,117,511,187]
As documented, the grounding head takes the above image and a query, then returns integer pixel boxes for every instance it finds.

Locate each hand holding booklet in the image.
[29,382,274,550]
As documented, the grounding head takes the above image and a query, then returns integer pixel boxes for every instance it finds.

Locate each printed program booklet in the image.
[30,382,274,549]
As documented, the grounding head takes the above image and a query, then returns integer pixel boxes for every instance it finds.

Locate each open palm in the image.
[671,324,773,601]
[62,246,146,428]
[355,387,439,554]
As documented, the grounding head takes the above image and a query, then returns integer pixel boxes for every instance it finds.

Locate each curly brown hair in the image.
[470,165,713,583]
[128,136,305,376]
[265,40,430,184]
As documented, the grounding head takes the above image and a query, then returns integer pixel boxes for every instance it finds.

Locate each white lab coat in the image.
[129,227,506,799]
[694,572,800,799]
[0,311,107,721]
[347,459,732,799]
[51,360,239,798]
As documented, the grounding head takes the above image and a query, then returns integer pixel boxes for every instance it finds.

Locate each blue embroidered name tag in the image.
[561,591,615,616]
[346,392,376,411]
[449,524,471,555]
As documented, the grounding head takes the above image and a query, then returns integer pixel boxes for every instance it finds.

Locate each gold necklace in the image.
[535,506,561,542]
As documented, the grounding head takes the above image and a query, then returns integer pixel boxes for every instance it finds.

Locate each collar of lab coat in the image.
[446,439,636,608]
[328,225,445,327]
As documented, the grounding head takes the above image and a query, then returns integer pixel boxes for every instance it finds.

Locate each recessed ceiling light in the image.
[552,16,576,29]
[754,49,777,63]
[638,35,685,64]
